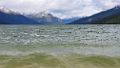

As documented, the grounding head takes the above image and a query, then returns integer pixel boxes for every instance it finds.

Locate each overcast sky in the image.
[0,0,120,18]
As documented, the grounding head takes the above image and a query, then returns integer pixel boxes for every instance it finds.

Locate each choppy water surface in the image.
[0,25,120,56]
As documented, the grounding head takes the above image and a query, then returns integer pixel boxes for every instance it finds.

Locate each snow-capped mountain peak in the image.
[32,11,53,18]
[27,11,64,25]
[0,6,21,15]
[40,11,50,16]
[0,7,13,13]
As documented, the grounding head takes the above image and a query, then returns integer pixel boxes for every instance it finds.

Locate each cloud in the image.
[0,0,120,18]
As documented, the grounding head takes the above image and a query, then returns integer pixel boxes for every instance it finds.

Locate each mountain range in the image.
[0,6,120,24]
[0,7,38,24]
[0,7,63,25]
[70,5,120,24]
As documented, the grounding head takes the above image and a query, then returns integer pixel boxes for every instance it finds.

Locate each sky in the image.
[0,0,120,18]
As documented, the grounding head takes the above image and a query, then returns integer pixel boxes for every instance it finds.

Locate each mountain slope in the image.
[27,12,64,25]
[0,7,39,24]
[92,8,120,24]
[70,6,120,24]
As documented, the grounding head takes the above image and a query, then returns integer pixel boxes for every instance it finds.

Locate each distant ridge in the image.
[63,17,80,24]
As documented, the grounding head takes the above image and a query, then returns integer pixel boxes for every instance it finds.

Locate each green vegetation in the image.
[0,53,65,68]
[66,55,120,68]
[0,53,120,68]
[93,13,120,24]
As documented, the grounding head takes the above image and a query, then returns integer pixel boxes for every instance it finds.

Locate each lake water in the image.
[0,25,120,56]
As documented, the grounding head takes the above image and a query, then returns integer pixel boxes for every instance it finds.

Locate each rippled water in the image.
[0,25,120,56]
